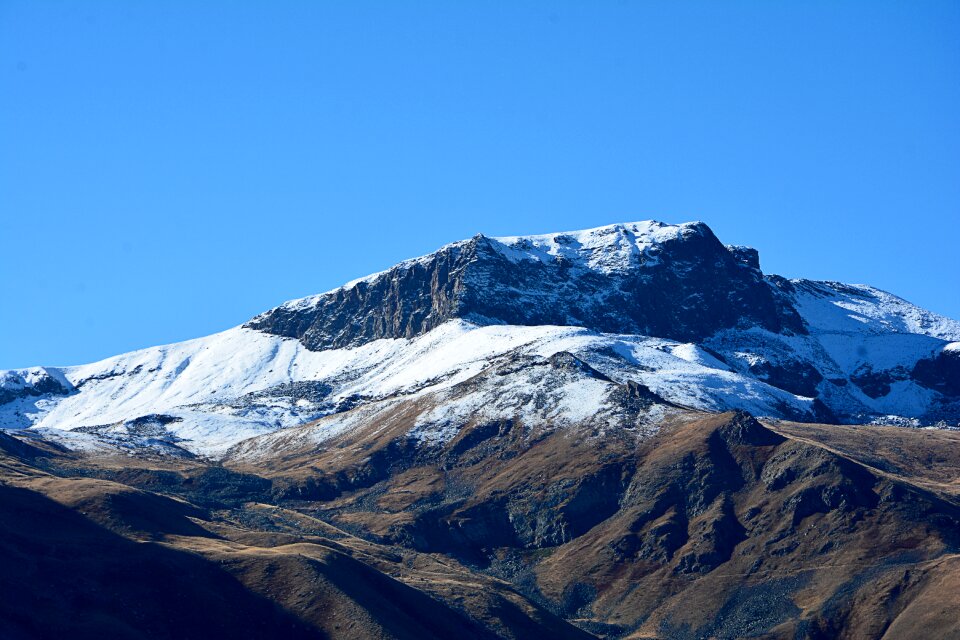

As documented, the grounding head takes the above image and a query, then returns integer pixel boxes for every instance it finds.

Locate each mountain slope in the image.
[7,409,959,639]
[0,441,592,640]
[2,220,958,455]
[224,410,960,639]
[246,221,804,349]
[3,219,960,639]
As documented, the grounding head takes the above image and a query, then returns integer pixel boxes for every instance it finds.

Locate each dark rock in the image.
[717,411,785,447]
[186,466,274,508]
[546,352,612,381]
[726,245,760,270]
[912,348,960,397]
[850,365,903,399]
[746,359,824,397]
[609,380,671,413]
[0,370,73,405]
[246,224,807,351]
[674,495,746,574]
[0,431,53,459]
[446,420,513,461]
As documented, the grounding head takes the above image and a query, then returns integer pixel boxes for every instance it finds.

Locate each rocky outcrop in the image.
[912,347,960,397]
[0,369,72,405]
[246,223,806,351]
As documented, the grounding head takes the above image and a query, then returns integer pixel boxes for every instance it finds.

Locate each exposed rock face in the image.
[237,220,960,427]
[745,358,824,398]
[851,364,902,399]
[0,369,72,405]
[246,222,805,350]
[912,347,960,397]
[4,219,960,639]
[726,244,761,270]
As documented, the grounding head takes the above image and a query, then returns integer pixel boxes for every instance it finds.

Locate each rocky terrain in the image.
[2,220,959,638]
[246,222,805,349]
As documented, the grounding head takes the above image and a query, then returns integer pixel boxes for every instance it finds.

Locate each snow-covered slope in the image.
[705,280,960,422]
[491,219,699,272]
[3,220,958,455]
[0,321,822,455]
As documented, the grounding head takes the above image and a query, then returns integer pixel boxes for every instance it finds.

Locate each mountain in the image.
[4,409,960,639]
[4,220,960,639]
[246,221,804,348]
[2,221,958,455]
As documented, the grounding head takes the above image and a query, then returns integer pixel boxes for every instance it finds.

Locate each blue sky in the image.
[1,1,958,369]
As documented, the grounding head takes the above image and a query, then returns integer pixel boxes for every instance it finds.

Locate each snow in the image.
[0,319,819,455]
[227,400,402,460]
[0,367,72,395]
[791,281,960,341]
[407,358,621,446]
[491,220,705,273]
[256,220,706,316]
[6,283,956,456]
[700,279,960,420]
[668,343,732,371]
[787,279,959,378]
[3,224,957,457]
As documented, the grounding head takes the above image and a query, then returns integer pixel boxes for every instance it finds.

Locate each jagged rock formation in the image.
[0,368,72,405]
[246,222,805,349]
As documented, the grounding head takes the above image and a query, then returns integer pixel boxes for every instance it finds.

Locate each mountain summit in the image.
[2,220,959,454]
[5,220,960,640]
[247,220,803,349]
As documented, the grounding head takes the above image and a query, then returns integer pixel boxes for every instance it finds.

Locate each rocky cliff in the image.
[246,222,806,350]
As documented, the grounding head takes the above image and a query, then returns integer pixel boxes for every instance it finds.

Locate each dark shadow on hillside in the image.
[0,483,326,640]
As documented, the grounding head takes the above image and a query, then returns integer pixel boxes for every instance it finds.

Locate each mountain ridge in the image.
[4,220,960,639]
[246,220,806,350]
[2,220,958,455]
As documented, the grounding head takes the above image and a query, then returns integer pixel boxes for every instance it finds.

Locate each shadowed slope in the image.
[0,444,594,640]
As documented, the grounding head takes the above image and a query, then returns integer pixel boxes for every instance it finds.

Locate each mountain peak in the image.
[272,221,720,314]
[487,220,714,274]
[245,219,799,351]
[491,219,707,244]
[4,219,959,456]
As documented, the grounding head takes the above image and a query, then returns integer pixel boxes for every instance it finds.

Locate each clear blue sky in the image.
[1,1,958,369]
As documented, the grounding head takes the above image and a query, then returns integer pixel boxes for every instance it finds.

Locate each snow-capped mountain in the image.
[3,221,958,455]
[246,220,805,349]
